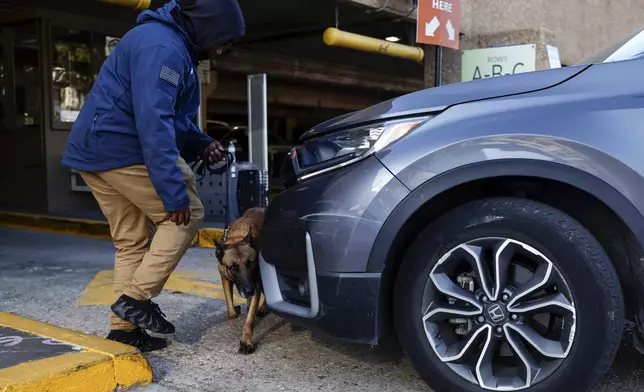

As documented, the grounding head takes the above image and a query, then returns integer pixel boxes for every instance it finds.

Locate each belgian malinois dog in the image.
[215,207,268,354]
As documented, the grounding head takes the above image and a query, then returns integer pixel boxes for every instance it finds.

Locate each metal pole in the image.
[434,45,442,87]
[335,0,339,28]
[197,102,203,130]
[197,69,204,130]
[247,74,269,173]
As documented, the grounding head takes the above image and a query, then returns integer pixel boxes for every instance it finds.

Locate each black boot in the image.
[110,295,175,334]
[106,328,169,352]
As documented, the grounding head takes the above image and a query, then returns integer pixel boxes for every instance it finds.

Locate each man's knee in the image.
[191,209,204,229]
[188,200,205,230]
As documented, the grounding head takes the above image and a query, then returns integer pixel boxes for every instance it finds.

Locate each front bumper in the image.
[259,239,382,343]
[258,156,409,344]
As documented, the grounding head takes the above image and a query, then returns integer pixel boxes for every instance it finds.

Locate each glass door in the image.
[0,19,47,212]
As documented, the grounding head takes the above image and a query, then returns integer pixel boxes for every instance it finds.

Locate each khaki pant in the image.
[80,157,204,330]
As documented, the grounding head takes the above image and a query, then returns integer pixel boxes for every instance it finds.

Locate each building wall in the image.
[462,0,644,64]
[421,0,643,88]
[424,28,557,87]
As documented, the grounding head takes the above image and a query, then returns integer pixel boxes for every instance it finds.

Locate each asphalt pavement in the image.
[1,227,644,392]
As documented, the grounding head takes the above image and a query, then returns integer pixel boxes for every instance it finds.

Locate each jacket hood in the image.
[137,0,245,60]
[137,1,195,50]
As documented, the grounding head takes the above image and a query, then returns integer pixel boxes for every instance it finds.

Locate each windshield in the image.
[578,28,644,64]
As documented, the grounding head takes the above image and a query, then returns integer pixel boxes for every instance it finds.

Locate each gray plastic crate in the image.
[194,161,269,222]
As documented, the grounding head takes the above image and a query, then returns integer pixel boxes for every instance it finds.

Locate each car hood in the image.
[301,64,590,141]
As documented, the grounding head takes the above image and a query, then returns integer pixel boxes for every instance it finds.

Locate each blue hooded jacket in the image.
[62,0,245,212]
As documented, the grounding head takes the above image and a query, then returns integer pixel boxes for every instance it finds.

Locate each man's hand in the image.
[166,206,191,226]
[204,141,225,165]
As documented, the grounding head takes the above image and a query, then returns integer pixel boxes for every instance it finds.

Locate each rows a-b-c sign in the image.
[416,0,460,50]
[461,45,537,82]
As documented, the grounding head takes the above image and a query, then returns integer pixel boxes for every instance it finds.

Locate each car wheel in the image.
[394,197,623,392]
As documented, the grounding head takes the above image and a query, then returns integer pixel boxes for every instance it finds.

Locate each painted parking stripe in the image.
[77,270,247,306]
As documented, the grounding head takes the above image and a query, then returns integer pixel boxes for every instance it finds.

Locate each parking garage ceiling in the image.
[1,0,422,76]
[234,0,421,75]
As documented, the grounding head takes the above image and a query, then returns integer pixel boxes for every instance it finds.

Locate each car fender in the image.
[367,157,644,273]
[377,58,644,197]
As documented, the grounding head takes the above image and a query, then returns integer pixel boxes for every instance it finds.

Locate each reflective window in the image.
[51,28,94,126]
[51,28,116,129]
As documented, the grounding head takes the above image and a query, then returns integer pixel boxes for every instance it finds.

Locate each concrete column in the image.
[423,44,462,89]
[198,65,218,130]
[461,27,558,70]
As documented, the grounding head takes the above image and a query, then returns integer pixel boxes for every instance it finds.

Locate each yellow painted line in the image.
[0,211,224,248]
[76,270,116,306]
[0,312,153,392]
[77,270,246,306]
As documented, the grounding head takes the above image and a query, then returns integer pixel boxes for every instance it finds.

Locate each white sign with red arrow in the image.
[416,0,460,50]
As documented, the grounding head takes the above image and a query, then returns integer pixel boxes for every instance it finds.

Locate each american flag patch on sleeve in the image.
[159,65,180,87]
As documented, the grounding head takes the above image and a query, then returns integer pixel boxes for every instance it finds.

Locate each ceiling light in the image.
[385,36,401,42]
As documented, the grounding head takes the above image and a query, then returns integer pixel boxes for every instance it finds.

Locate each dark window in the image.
[0,28,7,133]
[14,24,41,129]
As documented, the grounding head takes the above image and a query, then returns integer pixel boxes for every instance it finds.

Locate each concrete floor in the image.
[1,227,644,392]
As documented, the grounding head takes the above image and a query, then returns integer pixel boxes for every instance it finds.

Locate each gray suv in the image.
[259,29,644,392]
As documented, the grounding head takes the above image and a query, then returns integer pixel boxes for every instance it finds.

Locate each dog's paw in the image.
[228,305,241,320]
[238,340,256,355]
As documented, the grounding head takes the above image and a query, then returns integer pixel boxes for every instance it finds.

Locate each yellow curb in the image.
[0,312,153,392]
[197,227,224,248]
[0,211,111,240]
[0,211,224,248]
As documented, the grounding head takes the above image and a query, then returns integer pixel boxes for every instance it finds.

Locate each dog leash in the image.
[193,152,259,254]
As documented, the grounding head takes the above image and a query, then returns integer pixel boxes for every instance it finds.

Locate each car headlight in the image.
[291,117,430,181]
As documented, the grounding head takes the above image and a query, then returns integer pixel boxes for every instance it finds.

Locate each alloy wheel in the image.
[422,237,576,391]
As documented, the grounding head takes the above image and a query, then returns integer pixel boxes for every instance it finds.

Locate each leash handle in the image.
[191,150,235,181]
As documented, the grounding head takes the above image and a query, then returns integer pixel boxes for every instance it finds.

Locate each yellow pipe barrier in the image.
[98,0,151,10]
[323,27,424,63]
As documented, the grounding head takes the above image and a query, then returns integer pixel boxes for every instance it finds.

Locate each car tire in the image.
[394,197,623,392]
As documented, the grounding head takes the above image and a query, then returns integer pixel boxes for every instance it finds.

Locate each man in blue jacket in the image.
[62,0,245,351]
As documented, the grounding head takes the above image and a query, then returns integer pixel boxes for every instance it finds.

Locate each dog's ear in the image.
[215,239,225,262]
[246,230,256,249]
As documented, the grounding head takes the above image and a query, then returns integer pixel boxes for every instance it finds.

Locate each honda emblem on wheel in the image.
[487,304,505,323]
